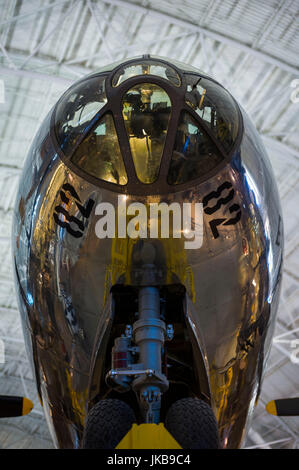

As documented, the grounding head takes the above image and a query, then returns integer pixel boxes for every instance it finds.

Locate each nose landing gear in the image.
[83,283,220,449]
[107,286,171,423]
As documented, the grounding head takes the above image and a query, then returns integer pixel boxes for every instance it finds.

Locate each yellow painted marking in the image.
[22,397,33,416]
[116,423,182,449]
[266,400,277,416]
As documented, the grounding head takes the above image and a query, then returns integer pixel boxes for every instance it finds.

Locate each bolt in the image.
[125,325,132,338]
[166,324,174,340]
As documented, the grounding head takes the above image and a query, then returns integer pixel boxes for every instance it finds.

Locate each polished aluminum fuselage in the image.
[12,107,283,449]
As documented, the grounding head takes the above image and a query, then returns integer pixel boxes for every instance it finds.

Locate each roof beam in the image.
[18,0,81,70]
[245,429,271,449]
[0,0,72,29]
[252,0,293,48]
[245,437,293,449]
[273,340,298,363]
[262,135,299,162]
[0,40,17,69]
[63,30,195,66]
[87,0,113,61]
[100,0,299,76]
[0,64,73,85]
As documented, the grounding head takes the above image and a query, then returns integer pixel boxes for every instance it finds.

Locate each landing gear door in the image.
[183,295,213,408]
[87,295,115,410]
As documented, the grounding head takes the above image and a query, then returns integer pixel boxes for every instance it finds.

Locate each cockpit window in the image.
[55,76,107,156]
[112,61,181,87]
[122,83,171,184]
[185,75,239,153]
[71,113,128,185]
[167,111,223,185]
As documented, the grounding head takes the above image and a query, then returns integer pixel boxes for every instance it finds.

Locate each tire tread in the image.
[82,399,136,449]
[165,397,220,449]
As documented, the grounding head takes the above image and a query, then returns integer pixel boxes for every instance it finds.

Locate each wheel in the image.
[82,399,136,449]
[165,397,220,449]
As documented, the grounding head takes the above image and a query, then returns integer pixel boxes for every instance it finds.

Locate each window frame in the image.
[70,111,129,186]
[50,57,243,195]
[167,109,225,185]
[121,82,173,184]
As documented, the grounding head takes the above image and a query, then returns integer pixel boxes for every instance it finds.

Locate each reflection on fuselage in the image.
[12,59,283,449]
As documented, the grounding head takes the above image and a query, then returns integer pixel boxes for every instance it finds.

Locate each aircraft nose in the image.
[140,241,156,265]
[130,240,167,285]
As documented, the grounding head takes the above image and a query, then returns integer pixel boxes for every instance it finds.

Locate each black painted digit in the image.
[203,181,242,239]
[204,188,235,215]
[223,204,242,226]
[54,206,85,232]
[203,181,234,215]
[61,183,81,201]
[53,213,83,238]
[59,190,70,205]
[53,183,95,238]
[209,218,226,239]
[75,198,95,219]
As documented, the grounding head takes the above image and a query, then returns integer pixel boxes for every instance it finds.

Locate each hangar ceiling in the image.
[0,0,298,448]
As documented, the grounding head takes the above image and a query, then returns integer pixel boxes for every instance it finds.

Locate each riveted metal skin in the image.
[12,56,283,449]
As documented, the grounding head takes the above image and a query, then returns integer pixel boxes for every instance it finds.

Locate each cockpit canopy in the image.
[54,56,241,191]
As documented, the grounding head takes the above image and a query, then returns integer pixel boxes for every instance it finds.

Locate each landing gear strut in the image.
[106,286,172,423]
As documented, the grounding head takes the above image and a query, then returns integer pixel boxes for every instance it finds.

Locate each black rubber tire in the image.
[165,397,220,449]
[82,399,136,449]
